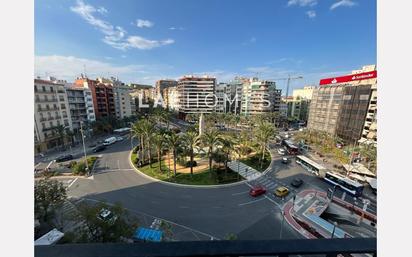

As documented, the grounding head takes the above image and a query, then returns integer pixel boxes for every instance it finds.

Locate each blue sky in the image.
[35,0,376,92]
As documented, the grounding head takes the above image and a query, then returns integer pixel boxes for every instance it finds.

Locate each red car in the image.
[249,186,266,197]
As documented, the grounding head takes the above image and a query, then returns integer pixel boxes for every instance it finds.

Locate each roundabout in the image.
[65,138,302,241]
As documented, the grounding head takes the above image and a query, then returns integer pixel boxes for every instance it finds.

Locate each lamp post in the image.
[80,121,89,175]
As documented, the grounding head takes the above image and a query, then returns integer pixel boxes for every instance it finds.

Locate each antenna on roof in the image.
[83,64,87,78]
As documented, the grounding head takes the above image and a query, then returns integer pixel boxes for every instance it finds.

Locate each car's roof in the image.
[276,186,288,191]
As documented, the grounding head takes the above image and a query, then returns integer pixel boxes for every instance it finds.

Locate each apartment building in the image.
[130,86,156,114]
[155,79,178,101]
[74,76,116,118]
[177,75,216,117]
[163,86,179,111]
[308,65,377,143]
[66,87,96,133]
[285,86,315,122]
[215,83,227,113]
[110,78,136,119]
[241,78,279,116]
[34,79,73,153]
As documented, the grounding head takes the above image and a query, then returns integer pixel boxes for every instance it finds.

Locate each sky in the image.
[35,0,376,93]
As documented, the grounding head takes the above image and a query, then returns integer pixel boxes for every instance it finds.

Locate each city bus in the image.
[281,139,299,155]
[113,127,131,136]
[296,155,328,177]
[324,171,364,197]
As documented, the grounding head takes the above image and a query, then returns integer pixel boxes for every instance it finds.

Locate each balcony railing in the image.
[34,238,376,257]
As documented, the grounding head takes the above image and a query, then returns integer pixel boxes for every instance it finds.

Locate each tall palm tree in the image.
[131,121,145,165]
[182,130,200,177]
[140,119,155,167]
[201,128,222,176]
[166,133,181,178]
[54,125,66,147]
[219,134,235,174]
[254,121,276,169]
[152,130,166,172]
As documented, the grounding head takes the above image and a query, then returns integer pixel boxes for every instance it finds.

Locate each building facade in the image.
[177,75,216,116]
[241,78,279,116]
[155,79,178,101]
[74,77,116,119]
[307,65,377,143]
[113,81,135,119]
[66,87,96,134]
[34,79,73,153]
[163,86,179,111]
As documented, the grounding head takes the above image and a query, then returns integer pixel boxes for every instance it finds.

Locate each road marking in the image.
[67,178,78,188]
[238,197,266,206]
[263,195,282,209]
[232,191,249,196]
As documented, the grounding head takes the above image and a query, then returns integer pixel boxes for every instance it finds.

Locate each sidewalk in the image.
[227,160,261,180]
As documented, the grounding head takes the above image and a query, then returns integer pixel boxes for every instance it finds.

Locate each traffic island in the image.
[130,151,244,186]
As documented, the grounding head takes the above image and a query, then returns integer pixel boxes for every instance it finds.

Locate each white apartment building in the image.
[113,84,135,119]
[177,75,216,115]
[66,87,96,134]
[34,79,73,153]
[215,83,227,113]
[241,78,279,116]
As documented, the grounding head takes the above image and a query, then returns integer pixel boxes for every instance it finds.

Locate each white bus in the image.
[324,171,364,197]
[103,137,117,146]
[296,155,328,177]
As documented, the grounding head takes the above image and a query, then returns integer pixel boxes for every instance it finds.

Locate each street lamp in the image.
[80,121,90,175]
[279,210,285,239]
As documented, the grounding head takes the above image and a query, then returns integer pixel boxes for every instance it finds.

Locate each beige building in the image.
[286,86,316,122]
[241,78,279,116]
[34,79,73,153]
[163,86,179,111]
[155,79,178,100]
[113,81,136,119]
[307,65,377,143]
[177,75,216,116]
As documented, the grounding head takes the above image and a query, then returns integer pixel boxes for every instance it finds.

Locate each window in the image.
[46,104,50,110]
[64,120,69,126]
[49,121,53,127]
[42,86,46,92]
[50,87,54,92]
[59,96,64,101]
[57,120,61,126]
[41,123,45,129]
[34,85,38,92]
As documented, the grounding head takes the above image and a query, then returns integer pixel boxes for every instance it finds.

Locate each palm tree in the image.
[131,121,145,165]
[219,135,235,174]
[166,133,181,178]
[254,121,276,169]
[152,130,166,172]
[201,128,222,176]
[182,130,200,177]
[54,125,66,147]
[140,119,155,167]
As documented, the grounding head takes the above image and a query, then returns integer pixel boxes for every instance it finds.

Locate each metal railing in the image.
[35,238,376,257]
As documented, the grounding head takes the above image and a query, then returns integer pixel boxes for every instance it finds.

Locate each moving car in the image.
[249,186,266,197]
[55,154,73,163]
[103,137,117,146]
[116,136,124,142]
[278,148,286,155]
[92,145,106,153]
[291,178,303,188]
[274,186,289,197]
[98,208,118,224]
[282,157,289,164]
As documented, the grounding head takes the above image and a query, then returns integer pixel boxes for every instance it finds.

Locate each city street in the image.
[59,134,376,240]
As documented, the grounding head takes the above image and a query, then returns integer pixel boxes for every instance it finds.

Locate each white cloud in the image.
[330,0,357,10]
[306,10,316,18]
[287,0,317,7]
[97,6,107,15]
[169,27,185,31]
[136,19,154,28]
[250,37,257,43]
[34,55,178,85]
[70,0,173,50]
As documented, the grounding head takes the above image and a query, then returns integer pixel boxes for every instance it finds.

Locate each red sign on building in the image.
[319,70,377,85]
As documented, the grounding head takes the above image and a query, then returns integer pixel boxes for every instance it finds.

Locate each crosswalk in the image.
[227,161,261,180]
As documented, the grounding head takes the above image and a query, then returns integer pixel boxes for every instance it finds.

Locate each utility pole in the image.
[80,121,89,175]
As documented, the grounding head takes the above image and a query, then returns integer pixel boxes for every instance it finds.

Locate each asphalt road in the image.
[63,135,376,241]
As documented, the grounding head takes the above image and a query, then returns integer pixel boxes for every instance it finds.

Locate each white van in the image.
[103,137,117,146]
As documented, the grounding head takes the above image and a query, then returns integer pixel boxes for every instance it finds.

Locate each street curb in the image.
[128,151,247,189]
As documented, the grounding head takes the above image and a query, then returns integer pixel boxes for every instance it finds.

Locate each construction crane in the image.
[270,75,303,97]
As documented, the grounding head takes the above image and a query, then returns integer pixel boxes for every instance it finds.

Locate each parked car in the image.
[274,186,289,197]
[97,208,118,224]
[291,178,303,188]
[116,136,124,142]
[249,186,266,197]
[103,137,117,146]
[55,154,73,163]
[93,145,106,153]
[282,157,289,164]
[278,148,286,155]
